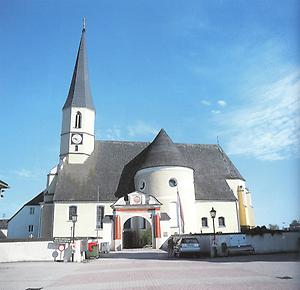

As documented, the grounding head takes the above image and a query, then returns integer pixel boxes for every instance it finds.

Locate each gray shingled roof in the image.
[26,191,44,206]
[9,191,44,221]
[53,139,243,202]
[137,129,187,170]
[62,28,95,110]
[0,219,8,229]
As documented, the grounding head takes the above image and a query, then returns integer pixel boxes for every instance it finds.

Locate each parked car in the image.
[174,237,201,257]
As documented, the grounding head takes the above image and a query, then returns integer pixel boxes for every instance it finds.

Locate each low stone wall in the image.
[0,240,54,262]
[245,232,300,254]
[170,231,300,255]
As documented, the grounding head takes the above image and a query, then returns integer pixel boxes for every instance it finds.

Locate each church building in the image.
[40,23,254,251]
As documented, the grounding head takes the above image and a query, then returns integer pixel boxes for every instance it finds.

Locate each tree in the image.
[289,219,300,231]
[268,224,279,230]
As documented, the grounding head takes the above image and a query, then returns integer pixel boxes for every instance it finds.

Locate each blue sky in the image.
[0,0,299,227]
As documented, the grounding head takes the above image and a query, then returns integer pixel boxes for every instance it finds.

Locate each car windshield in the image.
[181,238,198,244]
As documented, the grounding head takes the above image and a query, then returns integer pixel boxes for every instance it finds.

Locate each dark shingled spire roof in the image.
[138,129,186,170]
[63,26,95,110]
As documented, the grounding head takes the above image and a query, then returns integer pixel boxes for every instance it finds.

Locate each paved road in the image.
[0,250,299,290]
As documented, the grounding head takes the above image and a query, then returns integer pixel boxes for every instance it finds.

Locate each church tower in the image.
[60,19,95,164]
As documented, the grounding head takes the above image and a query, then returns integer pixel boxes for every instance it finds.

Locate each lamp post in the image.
[71,214,77,262]
[210,207,217,257]
[210,207,216,241]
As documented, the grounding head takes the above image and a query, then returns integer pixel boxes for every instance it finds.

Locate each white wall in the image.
[135,166,197,234]
[246,232,300,254]
[0,241,54,262]
[8,205,41,239]
[60,107,95,163]
[53,202,112,240]
[0,229,7,237]
[195,201,240,234]
[193,232,300,255]
[61,107,95,136]
[226,179,245,199]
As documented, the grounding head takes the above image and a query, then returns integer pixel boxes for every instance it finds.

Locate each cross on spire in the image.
[83,16,86,32]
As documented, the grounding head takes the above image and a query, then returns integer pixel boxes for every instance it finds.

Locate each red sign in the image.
[58,244,65,252]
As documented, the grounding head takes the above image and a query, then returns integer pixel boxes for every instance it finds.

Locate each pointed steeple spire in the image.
[63,19,95,110]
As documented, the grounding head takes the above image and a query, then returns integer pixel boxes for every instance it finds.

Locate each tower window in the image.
[201,217,208,227]
[218,217,225,227]
[69,206,77,221]
[29,207,35,215]
[75,111,82,128]
[75,145,78,152]
[28,225,34,232]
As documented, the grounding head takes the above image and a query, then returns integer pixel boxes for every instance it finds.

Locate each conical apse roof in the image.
[138,129,186,170]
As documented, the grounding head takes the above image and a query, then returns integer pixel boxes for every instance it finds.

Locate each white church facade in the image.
[19,24,254,250]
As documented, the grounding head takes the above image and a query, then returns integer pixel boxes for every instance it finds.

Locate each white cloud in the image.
[201,100,211,106]
[211,110,221,114]
[127,121,158,137]
[101,122,158,140]
[12,169,37,179]
[217,100,227,107]
[220,71,300,161]
[105,127,122,140]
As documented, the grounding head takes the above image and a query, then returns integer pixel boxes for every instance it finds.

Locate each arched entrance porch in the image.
[111,191,162,251]
[122,216,152,249]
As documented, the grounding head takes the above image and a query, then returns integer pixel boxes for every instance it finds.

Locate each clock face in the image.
[71,133,83,144]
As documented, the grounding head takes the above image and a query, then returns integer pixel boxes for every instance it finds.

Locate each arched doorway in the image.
[122,216,152,249]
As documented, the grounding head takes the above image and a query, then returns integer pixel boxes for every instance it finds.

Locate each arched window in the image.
[69,206,77,221]
[201,217,208,227]
[218,216,225,227]
[75,111,82,128]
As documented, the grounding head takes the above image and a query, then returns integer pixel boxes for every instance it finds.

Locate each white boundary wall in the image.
[0,241,54,262]
[175,231,300,255]
[245,232,300,254]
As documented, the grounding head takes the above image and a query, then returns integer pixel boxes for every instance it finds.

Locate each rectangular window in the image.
[218,217,226,227]
[201,217,208,227]
[28,225,34,232]
[96,206,104,229]
[69,206,77,221]
[29,207,35,215]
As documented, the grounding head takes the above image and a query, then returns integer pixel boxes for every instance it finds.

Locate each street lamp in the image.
[210,207,216,241]
[71,214,77,262]
[210,207,217,257]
